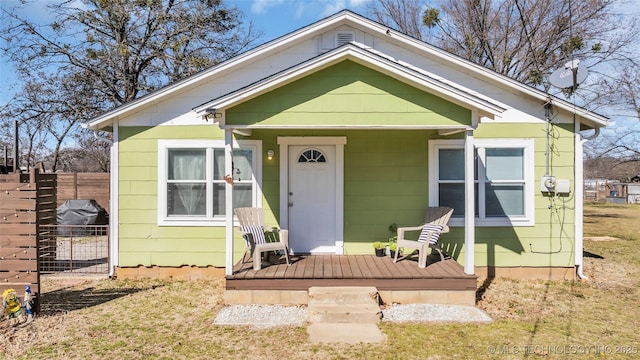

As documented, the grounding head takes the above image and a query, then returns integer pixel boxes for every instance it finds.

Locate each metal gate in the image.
[39,225,110,274]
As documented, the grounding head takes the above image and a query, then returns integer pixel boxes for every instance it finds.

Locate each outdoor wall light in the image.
[203,108,223,122]
[267,150,275,160]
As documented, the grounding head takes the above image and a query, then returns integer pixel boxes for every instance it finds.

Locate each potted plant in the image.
[373,241,386,257]
[388,223,398,257]
[388,242,398,258]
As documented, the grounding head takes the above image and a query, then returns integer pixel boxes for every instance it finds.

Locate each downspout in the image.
[575,123,599,280]
[93,128,118,278]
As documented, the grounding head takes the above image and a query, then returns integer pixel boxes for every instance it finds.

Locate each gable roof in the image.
[85,10,608,131]
[192,41,506,130]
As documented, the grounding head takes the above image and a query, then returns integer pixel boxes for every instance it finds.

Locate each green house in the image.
[86,10,607,281]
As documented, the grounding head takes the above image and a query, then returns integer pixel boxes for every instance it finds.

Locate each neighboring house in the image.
[85,10,607,280]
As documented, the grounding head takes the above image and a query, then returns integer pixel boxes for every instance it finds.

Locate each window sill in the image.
[158,219,235,227]
[449,217,534,227]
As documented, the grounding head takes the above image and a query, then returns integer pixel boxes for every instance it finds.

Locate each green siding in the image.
[118,125,248,267]
[116,99,577,270]
[226,60,471,127]
[470,122,576,267]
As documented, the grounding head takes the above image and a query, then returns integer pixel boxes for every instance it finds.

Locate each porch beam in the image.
[464,130,475,275]
[225,130,234,276]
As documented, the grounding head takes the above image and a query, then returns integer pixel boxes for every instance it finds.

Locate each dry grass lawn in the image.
[1,202,638,359]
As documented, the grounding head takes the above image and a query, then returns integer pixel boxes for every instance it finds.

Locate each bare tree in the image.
[368,0,638,89]
[1,0,259,171]
[370,0,640,180]
[368,0,431,41]
[584,63,640,178]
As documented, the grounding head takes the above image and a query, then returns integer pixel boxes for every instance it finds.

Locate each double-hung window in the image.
[158,140,261,226]
[429,139,534,226]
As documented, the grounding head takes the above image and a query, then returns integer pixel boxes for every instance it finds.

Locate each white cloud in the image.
[321,0,347,17]
[349,0,370,6]
[284,0,371,19]
[250,0,285,14]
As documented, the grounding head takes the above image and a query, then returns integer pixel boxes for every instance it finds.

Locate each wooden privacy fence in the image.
[0,169,57,314]
[55,173,110,210]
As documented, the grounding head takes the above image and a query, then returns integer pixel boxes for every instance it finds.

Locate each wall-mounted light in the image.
[203,108,223,122]
[267,149,275,160]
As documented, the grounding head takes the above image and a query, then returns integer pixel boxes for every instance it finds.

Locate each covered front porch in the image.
[224,254,477,306]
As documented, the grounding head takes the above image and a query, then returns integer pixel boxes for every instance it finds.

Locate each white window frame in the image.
[429,139,534,227]
[158,139,262,226]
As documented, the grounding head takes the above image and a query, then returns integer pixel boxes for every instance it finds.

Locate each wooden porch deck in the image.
[226,254,477,291]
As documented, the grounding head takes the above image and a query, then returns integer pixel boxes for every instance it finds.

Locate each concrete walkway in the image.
[306,286,387,343]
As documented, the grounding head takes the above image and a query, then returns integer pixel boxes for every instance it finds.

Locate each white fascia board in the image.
[368,20,608,128]
[85,12,358,131]
[194,44,505,118]
[85,10,607,131]
[230,124,473,130]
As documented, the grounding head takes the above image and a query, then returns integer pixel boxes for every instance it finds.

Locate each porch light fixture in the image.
[203,108,223,122]
[267,150,274,160]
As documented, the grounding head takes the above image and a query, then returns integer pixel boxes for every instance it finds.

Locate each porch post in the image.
[464,130,475,275]
[224,130,234,276]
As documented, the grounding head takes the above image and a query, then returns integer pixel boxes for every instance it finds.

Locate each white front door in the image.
[288,145,336,253]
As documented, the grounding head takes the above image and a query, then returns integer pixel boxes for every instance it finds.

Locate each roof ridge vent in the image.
[336,31,355,47]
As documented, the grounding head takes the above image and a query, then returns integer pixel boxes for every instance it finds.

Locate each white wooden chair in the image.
[234,207,290,271]
[393,206,454,268]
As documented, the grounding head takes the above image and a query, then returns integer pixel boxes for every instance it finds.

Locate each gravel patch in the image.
[381,303,492,323]
[214,305,308,329]
[213,304,492,328]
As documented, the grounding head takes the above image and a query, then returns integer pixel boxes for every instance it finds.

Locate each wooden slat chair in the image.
[393,206,454,268]
[234,207,290,271]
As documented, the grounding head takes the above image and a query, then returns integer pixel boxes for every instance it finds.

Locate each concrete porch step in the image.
[308,308,382,323]
[308,286,380,304]
[307,286,386,343]
[307,323,386,343]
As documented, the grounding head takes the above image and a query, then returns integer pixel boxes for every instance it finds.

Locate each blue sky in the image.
[236,0,371,41]
[0,0,372,106]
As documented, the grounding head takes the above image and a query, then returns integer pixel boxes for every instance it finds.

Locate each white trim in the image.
[429,138,535,227]
[575,120,584,272]
[87,11,607,131]
[109,120,119,276]
[277,136,346,254]
[194,43,505,117]
[428,139,465,207]
[220,124,474,130]
[157,139,262,226]
[464,130,475,275]
[224,130,234,276]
